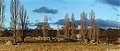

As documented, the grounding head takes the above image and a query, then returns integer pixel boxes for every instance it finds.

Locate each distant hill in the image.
[28,19,120,29]
[53,19,120,29]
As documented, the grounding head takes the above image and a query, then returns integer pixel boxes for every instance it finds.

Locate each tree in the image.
[71,13,77,37]
[95,27,100,43]
[57,25,60,36]
[19,5,28,42]
[80,12,87,41]
[42,16,48,37]
[89,10,96,42]
[10,0,20,44]
[64,14,70,38]
[0,0,5,29]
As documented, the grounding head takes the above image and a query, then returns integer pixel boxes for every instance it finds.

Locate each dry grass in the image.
[0,42,119,51]
[0,37,120,51]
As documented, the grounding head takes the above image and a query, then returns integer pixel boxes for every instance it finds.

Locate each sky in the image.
[4,0,120,28]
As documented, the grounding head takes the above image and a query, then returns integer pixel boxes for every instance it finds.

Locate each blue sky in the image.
[4,0,120,28]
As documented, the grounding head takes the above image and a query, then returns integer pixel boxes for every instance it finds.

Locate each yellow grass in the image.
[0,42,119,51]
[0,37,120,51]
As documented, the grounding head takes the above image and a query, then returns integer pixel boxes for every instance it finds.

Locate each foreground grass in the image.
[0,42,119,51]
[0,37,120,51]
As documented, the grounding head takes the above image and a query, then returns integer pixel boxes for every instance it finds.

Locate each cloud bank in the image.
[33,6,58,14]
[53,19,120,28]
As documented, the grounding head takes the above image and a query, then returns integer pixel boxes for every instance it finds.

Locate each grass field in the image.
[0,37,120,51]
[0,42,120,51]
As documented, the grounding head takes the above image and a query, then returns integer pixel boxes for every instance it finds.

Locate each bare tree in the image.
[71,13,77,37]
[0,0,4,29]
[10,0,20,44]
[42,16,48,37]
[80,12,87,41]
[19,5,28,42]
[89,10,96,42]
[64,14,70,38]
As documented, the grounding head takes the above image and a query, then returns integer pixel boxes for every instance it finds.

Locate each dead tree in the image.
[80,12,87,41]
[19,5,28,42]
[10,0,20,44]
[0,0,4,29]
